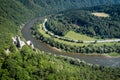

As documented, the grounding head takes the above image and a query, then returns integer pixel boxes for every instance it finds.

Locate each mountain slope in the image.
[17,0,120,15]
[0,0,34,51]
[0,0,120,80]
[0,45,120,80]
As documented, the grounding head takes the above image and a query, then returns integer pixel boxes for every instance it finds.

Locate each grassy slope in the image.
[64,31,95,41]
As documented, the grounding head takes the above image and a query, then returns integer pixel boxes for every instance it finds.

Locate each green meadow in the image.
[64,31,95,41]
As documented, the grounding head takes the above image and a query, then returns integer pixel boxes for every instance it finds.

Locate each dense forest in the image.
[1,45,120,80]
[16,0,120,16]
[0,0,120,80]
[46,5,120,38]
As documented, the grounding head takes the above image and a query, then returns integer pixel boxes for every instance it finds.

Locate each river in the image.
[21,17,120,67]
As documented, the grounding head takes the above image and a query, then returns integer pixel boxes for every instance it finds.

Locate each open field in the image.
[91,12,110,17]
[64,31,95,41]
[38,24,120,47]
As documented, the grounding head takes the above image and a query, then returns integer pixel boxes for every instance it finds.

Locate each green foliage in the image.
[0,0,120,53]
[46,4,120,38]
[0,46,120,80]
[0,0,120,80]
[16,0,120,16]
[0,0,34,51]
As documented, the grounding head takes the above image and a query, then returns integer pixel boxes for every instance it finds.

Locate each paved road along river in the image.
[22,17,120,67]
[43,18,120,43]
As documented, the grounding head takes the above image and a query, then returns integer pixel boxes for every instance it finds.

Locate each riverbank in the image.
[42,39,120,58]
[48,44,120,58]
[108,53,120,58]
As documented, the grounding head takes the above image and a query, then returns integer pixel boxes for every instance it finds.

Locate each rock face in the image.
[12,36,35,49]
[12,36,25,49]
[27,40,34,48]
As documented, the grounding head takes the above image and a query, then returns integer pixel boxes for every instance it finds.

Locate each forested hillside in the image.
[0,45,120,80]
[46,4,120,38]
[17,0,120,16]
[0,0,120,80]
[0,0,34,52]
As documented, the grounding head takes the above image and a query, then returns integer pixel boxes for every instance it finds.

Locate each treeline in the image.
[31,26,120,54]
[17,0,120,16]
[46,4,120,38]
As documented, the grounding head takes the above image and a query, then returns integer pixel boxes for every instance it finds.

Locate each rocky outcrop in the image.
[12,36,25,49]
[27,40,34,48]
[12,36,36,51]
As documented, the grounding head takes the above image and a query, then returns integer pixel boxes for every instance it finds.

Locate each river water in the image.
[22,17,120,67]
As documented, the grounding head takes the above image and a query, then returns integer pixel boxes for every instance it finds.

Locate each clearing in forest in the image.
[64,31,95,41]
[91,12,110,17]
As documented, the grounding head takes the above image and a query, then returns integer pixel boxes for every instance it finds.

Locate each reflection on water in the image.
[22,17,120,67]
